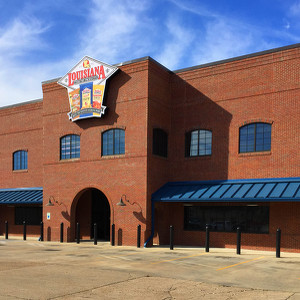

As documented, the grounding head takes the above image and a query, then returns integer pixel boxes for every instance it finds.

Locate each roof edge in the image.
[163,177,300,186]
[0,187,43,192]
[174,43,300,73]
[0,99,43,111]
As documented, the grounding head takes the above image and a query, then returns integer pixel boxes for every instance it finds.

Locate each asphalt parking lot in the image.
[0,238,300,299]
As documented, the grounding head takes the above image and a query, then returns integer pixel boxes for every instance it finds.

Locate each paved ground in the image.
[0,238,300,299]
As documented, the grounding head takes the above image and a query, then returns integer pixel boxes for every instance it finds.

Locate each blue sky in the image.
[0,0,299,107]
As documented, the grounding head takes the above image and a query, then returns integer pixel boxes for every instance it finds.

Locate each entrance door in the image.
[91,189,110,240]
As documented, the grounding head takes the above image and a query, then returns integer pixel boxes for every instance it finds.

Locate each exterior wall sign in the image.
[58,56,118,121]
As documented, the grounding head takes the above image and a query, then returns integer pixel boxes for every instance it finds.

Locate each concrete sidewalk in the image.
[0,239,300,299]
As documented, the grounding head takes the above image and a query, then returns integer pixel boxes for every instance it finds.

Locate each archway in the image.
[74,188,110,241]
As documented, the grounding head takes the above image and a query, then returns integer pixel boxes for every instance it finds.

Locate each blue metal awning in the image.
[0,187,43,205]
[152,178,300,202]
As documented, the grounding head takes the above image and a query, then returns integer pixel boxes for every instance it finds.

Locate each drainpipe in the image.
[144,199,155,247]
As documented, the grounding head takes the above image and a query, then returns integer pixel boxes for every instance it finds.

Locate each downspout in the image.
[144,199,155,247]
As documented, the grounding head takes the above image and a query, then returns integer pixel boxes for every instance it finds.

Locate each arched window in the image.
[102,129,125,156]
[185,129,212,157]
[239,123,271,153]
[13,150,28,170]
[153,128,168,157]
[60,134,80,160]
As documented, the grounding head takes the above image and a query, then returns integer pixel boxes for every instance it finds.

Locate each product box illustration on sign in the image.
[57,56,118,121]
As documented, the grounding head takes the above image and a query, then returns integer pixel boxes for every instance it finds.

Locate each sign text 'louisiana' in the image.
[58,56,118,121]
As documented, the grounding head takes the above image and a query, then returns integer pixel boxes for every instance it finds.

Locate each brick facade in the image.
[0,44,299,251]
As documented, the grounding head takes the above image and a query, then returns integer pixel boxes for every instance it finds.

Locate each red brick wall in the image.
[0,46,299,251]
[170,47,300,181]
[152,46,300,251]
[41,60,150,243]
[0,101,43,189]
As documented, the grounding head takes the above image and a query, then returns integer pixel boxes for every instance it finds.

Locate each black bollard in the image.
[40,222,44,242]
[170,225,174,250]
[276,228,281,258]
[5,221,8,239]
[23,221,26,241]
[137,225,141,248]
[76,222,80,244]
[60,222,64,243]
[237,227,241,255]
[94,223,97,245]
[111,224,115,246]
[205,225,210,252]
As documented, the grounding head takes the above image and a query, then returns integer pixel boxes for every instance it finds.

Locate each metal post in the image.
[5,221,8,239]
[276,228,281,258]
[23,221,26,241]
[205,225,210,252]
[60,222,64,243]
[76,222,80,244]
[170,225,174,250]
[137,225,141,248]
[94,223,97,245]
[237,227,241,255]
[40,222,43,242]
[111,224,115,246]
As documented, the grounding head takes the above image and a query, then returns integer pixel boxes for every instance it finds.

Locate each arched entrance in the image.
[74,188,110,241]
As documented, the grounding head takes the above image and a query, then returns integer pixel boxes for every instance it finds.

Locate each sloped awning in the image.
[0,187,43,205]
[152,178,300,203]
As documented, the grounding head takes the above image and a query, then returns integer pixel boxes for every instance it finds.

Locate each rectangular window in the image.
[102,129,125,156]
[13,150,28,170]
[15,206,42,225]
[60,135,80,160]
[186,130,212,157]
[153,128,168,157]
[184,205,269,234]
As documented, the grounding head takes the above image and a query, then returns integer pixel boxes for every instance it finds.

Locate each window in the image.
[239,123,271,153]
[60,134,80,160]
[13,150,28,170]
[184,206,269,234]
[185,129,212,157]
[15,206,42,225]
[102,129,125,156]
[153,128,168,157]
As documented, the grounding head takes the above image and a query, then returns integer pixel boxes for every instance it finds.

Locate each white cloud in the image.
[78,0,152,63]
[0,17,51,106]
[290,1,300,15]
[157,18,195,69]
[0,18,48,60]
[191,20,256,65]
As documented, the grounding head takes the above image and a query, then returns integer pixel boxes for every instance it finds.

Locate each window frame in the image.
[152,128,168,158]
[239,122,271,153]
[13,150,28,171]
[184,205,269,234]
[60,134,80,160]
[185,129,212,157]
[102,128,125,156]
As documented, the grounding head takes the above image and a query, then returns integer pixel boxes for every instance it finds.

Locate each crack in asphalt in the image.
[47,275,146,300]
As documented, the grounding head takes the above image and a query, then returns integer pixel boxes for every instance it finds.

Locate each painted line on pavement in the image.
[151,252,208,265]
[217,256,265,271]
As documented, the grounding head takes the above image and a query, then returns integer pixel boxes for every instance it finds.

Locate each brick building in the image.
[0,43,299,252]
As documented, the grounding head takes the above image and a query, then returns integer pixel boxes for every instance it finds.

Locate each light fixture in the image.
[46,196,62,207]
[117,194,128,206]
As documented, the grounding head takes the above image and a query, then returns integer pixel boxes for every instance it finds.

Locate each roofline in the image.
[0,98,43,111]
[160,177,300,186]
[174,43,300,73]
[42,56,173,85]
[0,187,43,192]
